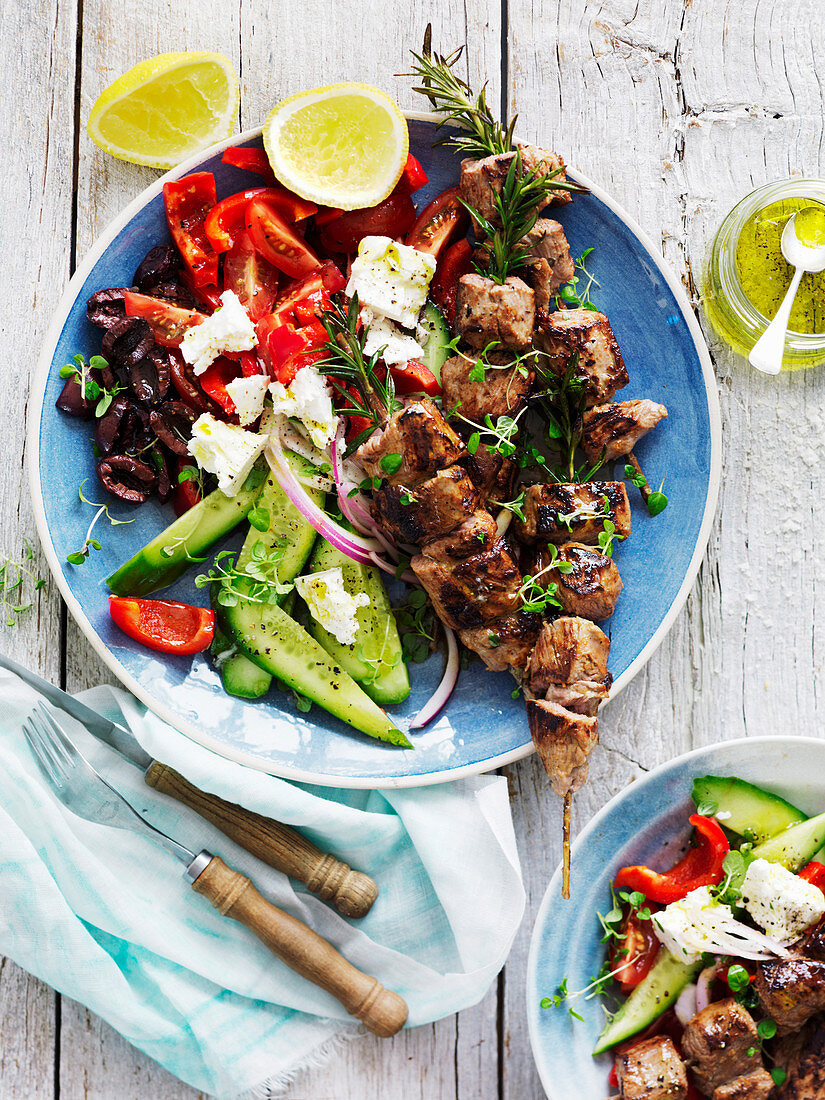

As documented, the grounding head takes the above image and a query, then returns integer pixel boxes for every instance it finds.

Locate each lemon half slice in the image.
[87,52,240,169]
[263,83,408,210]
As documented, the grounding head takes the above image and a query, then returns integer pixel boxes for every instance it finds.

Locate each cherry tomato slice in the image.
[609,909,661,994]
[173,457,202,516]
[109,596,214,655]
[224,229,280,321]
[124,291,206,347]
[272,262,346,326]
[163,173,219,287]
[221,146,276,182]
[198,356,240,416]
[431,238,474,324]
[389,360,441,397]
[204,187,317,253]
[320,193,417,253]
[406,186,469,258]
[245,198,320,279]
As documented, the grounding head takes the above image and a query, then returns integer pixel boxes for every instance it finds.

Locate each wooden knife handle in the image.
[145,761,378,919]
[192,855,407,1037]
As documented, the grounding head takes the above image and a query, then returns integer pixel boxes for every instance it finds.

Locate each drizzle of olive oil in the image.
[735,198,825,333]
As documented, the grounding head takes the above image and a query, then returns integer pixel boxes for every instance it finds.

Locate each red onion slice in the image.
[409,626,460,729]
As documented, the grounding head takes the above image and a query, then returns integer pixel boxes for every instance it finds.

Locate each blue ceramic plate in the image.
[526,737,825,1097]
[29,116,720,787]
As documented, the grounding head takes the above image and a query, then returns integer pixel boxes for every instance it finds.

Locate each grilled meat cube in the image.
[514,481,631,545]
[773,1016,825,1098]
[534,309,629,406]
[372,465,481,544]
[412,537,521,631]
[526,698,599,796]
[459,144,571,231]
[455,273,535,350]
[616,1036,688,1100]
[420,511,499,560]
[754,957,825,1034]
[582,400,669,462]
[356,399,466,486]
[441,351,534,422]
[711,1069,774,1100]
[459,610,542,673]
[526,542,622,620]
[520,218,575,311]
[681,1000,762,1095]
[463,447,517,506]
[526,617,611,713]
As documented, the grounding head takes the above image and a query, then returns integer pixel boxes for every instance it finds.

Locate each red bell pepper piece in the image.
[431,237,474,324]
[238,350,264,377]
[608,1064,618,1089]
[204,187,317,252]
[163,173,219,287]
[109,596,214,655]
[315,205,345,226]
[389,360,441,397]
[261,318,328,386]
[123,291,206,347]
[221,145,277,182]
[197,356,240,416]
[272,262,346,326]
[613,815,730,904]
[799,861,825,896]
[394,153,429,194]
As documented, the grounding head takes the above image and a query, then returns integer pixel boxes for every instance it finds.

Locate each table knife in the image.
[0,652,378,918]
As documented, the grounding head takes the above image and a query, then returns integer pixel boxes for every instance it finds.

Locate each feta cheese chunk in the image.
[741,858,825,943]
[346,235,436,328]
[362,309,425,366]
[294,567,369,645]
[269,364,336,449]
[189,413,266,496]
[653,887,724,965]
[226,373,269,426]
[181,290,257,376]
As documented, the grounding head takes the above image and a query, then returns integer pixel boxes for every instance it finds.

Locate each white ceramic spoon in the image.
[748,210,825,375]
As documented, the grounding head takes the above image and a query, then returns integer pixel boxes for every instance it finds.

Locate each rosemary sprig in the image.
[407,27,516,158]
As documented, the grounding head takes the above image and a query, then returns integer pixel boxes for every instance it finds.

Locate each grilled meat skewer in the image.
[534,309,629,406]
[581,400,668,462]
[524,543,623,621]
[514,481,632,545]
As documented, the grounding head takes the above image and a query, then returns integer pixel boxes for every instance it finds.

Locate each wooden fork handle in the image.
[192,855,408,1037]
[145,761,378,919]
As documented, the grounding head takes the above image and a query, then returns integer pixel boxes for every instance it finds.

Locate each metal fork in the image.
[22,702,407,1037]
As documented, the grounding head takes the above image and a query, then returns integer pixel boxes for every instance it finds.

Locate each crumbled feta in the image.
[361,308,425,366]
[346,235,436,328]
[181,290,257,376]
[269,365,336,449]
[741,858,825,943]
[294,568,369,645]
[653,887,725,964]
[225,374,269,426]
[189,413,266,496]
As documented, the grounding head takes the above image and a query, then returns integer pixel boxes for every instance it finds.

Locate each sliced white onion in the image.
[674,982,698,1025]
[495,508,513,538]
[409,626,460,729]
[280,419,329,467]
[695,962,719,1014]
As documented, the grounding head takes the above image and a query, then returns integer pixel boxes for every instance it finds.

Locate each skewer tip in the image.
[561,791,572,900]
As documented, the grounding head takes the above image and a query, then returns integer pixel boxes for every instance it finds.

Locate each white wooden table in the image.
[4,0,825,1094]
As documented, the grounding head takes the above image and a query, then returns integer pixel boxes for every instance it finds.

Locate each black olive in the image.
[101,318,154,370]
[97,454,157,503]
[86,287,130,330]
[149,400,197,456]
[133,244,181,291]
[95,395,131,454]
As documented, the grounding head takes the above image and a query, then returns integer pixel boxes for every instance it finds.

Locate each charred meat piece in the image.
[534,309,629,406]
[582,400,669,462]
[527,542,622,621]
[773,1015,825,1098]
[615,1036,688,1100]
[421,511,499,560]
[412,537,521,631]
[526,698,599,796]
[356,399,466,487]
[514,481,631,546]
[441,351,535,422]
[459,144,571,231]
[526,617,611,713]
[459,610,542,673]
[754,957,825,1034]
[681,999,762,1095]
[372,465,481,545]
[463,447,517,506]
[455,273,535,350]
[519,218,575,310]
[711,1069,774,1100]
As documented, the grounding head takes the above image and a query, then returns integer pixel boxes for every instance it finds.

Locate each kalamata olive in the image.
[86,287,130,330]
[169,351,222,416]
[154,448,173,503]
[149,401,197,456]
[56,375,96,419]
[133,244,180,291]
[97,454,157,503]
[125,346,171,405]
[101,317,154,370]
[95,395,131,454]
[150,281,197,310]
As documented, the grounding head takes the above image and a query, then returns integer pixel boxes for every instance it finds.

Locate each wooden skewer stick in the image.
[562,791,573,899]
[626,451,652,504]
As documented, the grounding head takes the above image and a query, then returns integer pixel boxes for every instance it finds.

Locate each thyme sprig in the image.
[395,588,436,663]
[66,481,135,566]
[195,545,293,608]
[0,539,46,626]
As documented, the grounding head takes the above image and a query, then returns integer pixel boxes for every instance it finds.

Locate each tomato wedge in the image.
[109,596,214,654]
[198,356,240,416]
[406,186,469,258]
[173,457,202,516]
[124,291,206,347]
[394,153,429,194]
[224,229,280,321]
[259,318,327,385]
[246,198,320,279]
[162,173,219,287]
[272,262,346,326]
[204,187,317,252]
[320,193,417,253]
[222,145,276,182]
[431,238,474,324]
[609,909,661,994]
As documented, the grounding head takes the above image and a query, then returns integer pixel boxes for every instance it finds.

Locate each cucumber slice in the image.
[107,464,267,597]
[305,540,410,705]
[692,775,807,842]
[592,950,701,1054]
[751,811,825,871]
[221,652,273,699]
[418,302,451,381]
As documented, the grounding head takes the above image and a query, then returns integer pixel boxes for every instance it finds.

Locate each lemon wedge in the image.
[87,52,240,169]
[263,83,408,210]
